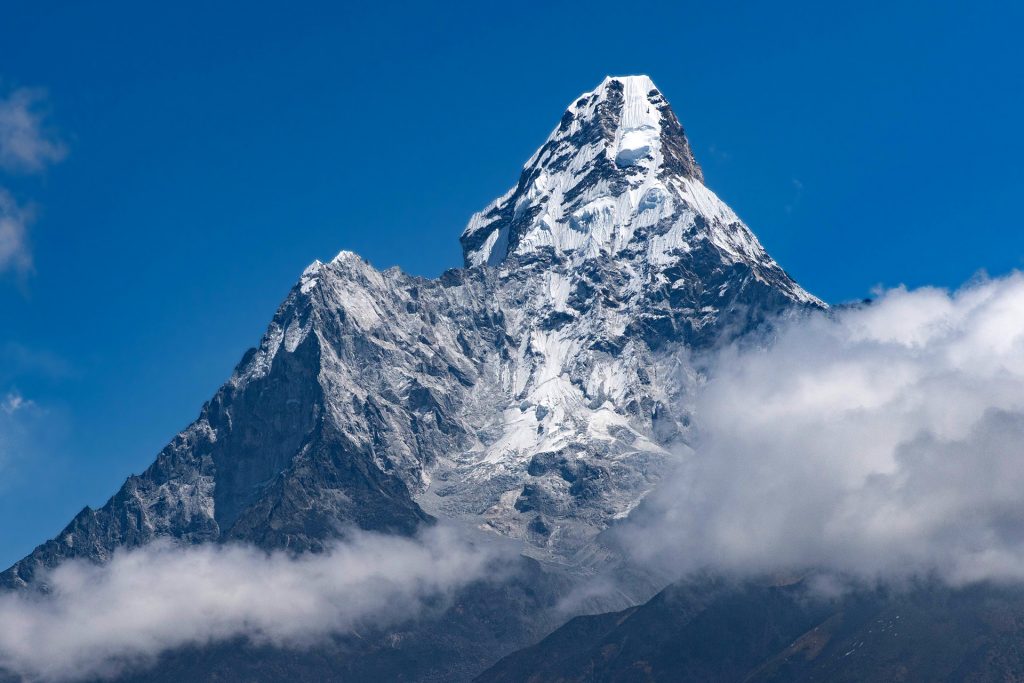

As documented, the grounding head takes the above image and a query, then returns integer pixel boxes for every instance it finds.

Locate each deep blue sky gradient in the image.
[1,0,1022,566]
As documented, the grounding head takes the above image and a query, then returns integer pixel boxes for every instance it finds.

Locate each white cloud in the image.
[0,526,511,682]
[0,83,65,278]
[0,189,33,276]
[0,87,66,174]
[619,272,1024,586]
[0,388,40,474]
[0,390,32,415]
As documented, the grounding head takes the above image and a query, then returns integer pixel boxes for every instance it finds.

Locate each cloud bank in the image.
[0,526,509,682]
[621,273,1024,586]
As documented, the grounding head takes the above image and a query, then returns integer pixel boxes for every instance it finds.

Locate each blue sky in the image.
[0,0,1021,567]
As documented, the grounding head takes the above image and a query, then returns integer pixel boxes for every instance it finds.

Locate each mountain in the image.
[0,76,820,680]
[2,75,818,589]
[478,577,1024,682]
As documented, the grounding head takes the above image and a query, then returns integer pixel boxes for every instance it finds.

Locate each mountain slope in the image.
[478,578,1024,682]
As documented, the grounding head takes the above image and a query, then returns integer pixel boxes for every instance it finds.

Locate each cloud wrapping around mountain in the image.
[0,526,508,682]
[622,272,1024,585]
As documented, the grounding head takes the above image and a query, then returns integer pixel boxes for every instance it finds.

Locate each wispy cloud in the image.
[0,526,513,682]
[707,143,732,164]
[0,387,42,479]
[618,272,1024,586]
[0,342,74,383]
[0,87,66,174]
[0,188,34,276]
[0,390,33,415]
[0,82,65,278]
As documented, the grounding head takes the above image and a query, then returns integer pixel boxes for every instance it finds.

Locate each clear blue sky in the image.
[0,0,1021,567]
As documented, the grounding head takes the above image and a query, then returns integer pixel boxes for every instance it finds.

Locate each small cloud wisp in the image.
[0,83,66,277]
[0,87,66,174]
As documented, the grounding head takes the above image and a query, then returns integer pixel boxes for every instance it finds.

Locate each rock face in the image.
[2,77,819,588]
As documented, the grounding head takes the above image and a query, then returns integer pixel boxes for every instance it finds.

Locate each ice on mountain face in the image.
[615,128,655,166]
[299,261,322,294]
[332,249,361,264]
[612,76,662,168]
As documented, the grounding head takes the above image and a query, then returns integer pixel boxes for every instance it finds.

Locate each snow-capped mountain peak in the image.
[459,76,819,309]
[461,74,699,268]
